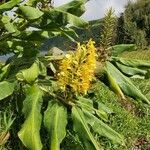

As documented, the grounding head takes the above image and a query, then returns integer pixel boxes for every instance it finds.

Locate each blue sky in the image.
[54,0,130,20]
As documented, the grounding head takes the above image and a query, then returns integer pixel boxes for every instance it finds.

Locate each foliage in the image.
[0,1,126,150]
[0,1,150,150]
[0,0,88,55]
[122,0,150,48]
[0,40,125,150]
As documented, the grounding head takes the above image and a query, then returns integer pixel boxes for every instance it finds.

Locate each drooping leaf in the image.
[56,0,87,17]
[106,62,150,104]
[18,85,43,150]
[77,97,108,121]
[44,101,67,150]
[60,27,78,42]
[19,6,44,20]
[115,62,147,77]
[0,81,15,101]
[105,69,125,99]
[83,110,124,145]
[72,106,101,150]
[40,8,88,29]
[16,61,39,83]
[0,0,21,12]
[111,57,150,68]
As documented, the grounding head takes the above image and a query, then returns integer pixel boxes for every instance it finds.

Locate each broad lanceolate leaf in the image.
[115,62,147,77]
[111,57,150,68]
[18,85,43,150]
[0,81,15,101]
[83,110,124,145]
[72,106,101,150]
[44,101,67,150]
[19,6,44,20]
[106,69,125,99]
[60,27,78,42]
[56,0,88,17]
[106,62,150,104]
[0,0,21,12]
[109,44,136,56]
[77,97,108,121]
[41,8,88,29]
[16,62,39,83]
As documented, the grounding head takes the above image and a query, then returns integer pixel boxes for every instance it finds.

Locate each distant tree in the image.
[122,0,150,48]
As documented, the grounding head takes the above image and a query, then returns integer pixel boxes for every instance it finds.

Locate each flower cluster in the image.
[57,39,97,95]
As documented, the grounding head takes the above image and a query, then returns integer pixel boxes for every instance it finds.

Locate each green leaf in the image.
[56,0,87,17]
[0,0,21,12]
[60,27,78,42]
[44,101,67,150]
[115,62,147,77]
[41,8,88,29]
[105,69,125,99]
[16,61,39,83]
[111,57,150,68]
[19,28,78,42]
[38,61,47,77]
[18,30,55,41]
[0,81,15,101]
[19,6,44,20]
[83,110,124,145]
[109,44,136,56]
[18,85,43,150]
[1,16,19,34]
[0,64,10,81]
[72,106,101,150]
[106,62,150,104]
[77,97,108,121]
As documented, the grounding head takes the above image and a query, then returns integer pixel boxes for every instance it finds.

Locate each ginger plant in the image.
[57,39,97,96]
[98,8,117,62]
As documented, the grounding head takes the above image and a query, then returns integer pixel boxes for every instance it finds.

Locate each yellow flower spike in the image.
[57,39,97,95]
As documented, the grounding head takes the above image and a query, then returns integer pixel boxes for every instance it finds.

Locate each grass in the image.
[92,80,150,150]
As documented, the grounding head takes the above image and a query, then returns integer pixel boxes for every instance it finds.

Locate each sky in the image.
[54,0,130,20]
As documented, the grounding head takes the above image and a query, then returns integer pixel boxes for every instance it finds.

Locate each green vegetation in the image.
[0,0,150,150]
[123,0,150,48]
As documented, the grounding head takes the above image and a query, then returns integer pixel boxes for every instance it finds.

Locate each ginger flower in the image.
[57,39,97,95]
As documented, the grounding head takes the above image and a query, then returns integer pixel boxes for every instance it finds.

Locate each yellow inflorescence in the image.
[57,39,97,95]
